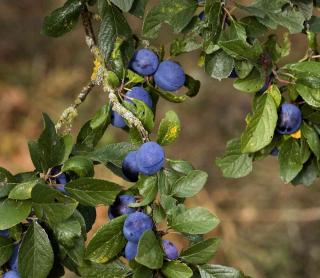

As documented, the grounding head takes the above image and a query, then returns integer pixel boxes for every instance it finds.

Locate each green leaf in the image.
[264,33,291,62]
[130,176,158,207]
[136,230,163,269]
[202,0,223,51]
[65,178,122,206]
[279,138,304,183]
[218,40,263,62]
[180,238,220,264]
[62,156,94,177]
[234,60,254,79]
[125,98,155,133]
[216,138,253,178]
[240,16,268,38]
[111,0,135,12]
[98,4,132,61]
[127,69,145,84]
[8,179,40,200]
[148,85,187,103]
[170,32,202,57]
[142,0,197,39]
[167,159,194,175]
[80,142,138,168]
[54,216,82,248]
[41,0,83,37]
[133,265,154,278]
[233,68,265,93]
[18,222,54,278]
[301,122,320,160]
[266,85,282,107]
[161,261,193,278]
[76,104,111,150]
[79,259,130,278]
[32,184,78,226]
[241,94,278,153]
[157,111,181,146]
[77,205,97,233]
[292,157,318,187]
[0,199,31,230]
[237,0,306,33]
[295,84,320,108]
[169,207,220,234]
[86,215,127,263]
[283,62,320,89]
[28,114,66,172]
[185,74,201,98]
[0,167,14,183]
[198,264,246,278]
[172,170,208,198]
[61,236,85,266]
[204,51,234,81]
[0,237,14,267]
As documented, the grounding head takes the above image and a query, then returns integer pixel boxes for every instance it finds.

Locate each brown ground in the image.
[1,1,320,277]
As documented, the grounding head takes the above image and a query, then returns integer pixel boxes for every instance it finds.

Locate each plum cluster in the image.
[107,196,179,262]
[122,141,165,182]
[111,48,186,128]
[0,230,20,278]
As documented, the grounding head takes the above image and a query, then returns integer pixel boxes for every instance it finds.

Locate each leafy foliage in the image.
[2,0,320,277]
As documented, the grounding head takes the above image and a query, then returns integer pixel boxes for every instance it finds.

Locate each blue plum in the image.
[154,61,186,92]
[0,229,9,238]
[108,195,137,220]
[162,240,179,260]
[124,241,138,261]
[136,142,165,176]
[122,151,140,182]
[50,167,69,192]
[123,212,153,243]
[130,48,159,76]
[111,111,126,128]
[125,87,153,108]
[3,271,21,278]
[199,11,205,21]
[276,104,302,135]
[8,244,19,271]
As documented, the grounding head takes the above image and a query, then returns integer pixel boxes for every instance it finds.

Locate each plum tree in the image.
[2,0,320,277]
[129,48,159,76]
[162,240,179,260]
[123,212,153,243]
[124,241,138,261]
[276,104,302,134]
[122,151,140,182]
[136,142,165,176]
[154,61,186,92]
[108,195,137,219]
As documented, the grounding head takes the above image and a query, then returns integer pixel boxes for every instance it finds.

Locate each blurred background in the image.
[1,1,320,277]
